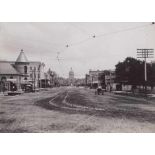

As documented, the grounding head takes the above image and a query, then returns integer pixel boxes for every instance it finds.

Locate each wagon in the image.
[95,87,105,95]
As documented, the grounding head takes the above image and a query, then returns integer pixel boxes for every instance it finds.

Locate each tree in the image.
[115,57,145,86]
[148,63,155,87]
[115,57,155,87]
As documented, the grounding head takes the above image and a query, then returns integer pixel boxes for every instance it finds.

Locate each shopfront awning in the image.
[7,79,17,82]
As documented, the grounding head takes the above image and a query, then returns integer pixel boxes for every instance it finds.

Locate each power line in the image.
[55,22,155,77]
[67,23,90,36]
[97,23,154,38]
[57,23,155,57]
[69,37,92,47]
[64,22,154,49]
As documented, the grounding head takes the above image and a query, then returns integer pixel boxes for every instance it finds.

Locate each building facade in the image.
[85,69,116,90]
[0,62,22,92]
[86,70,105,88]
[0,49,45,92]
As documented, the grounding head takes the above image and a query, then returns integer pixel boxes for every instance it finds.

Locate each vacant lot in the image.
[0,87,155,132]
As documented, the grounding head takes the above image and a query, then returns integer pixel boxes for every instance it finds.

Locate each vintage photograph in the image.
[0,22,155,132]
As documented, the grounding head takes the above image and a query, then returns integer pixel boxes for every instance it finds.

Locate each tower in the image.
[15,49,29,80]
[69,68,74,86]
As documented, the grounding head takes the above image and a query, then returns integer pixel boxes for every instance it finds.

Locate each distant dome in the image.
[69,68,74,75]
[16,49,29,63]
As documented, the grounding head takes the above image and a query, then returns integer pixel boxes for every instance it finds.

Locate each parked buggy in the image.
[95,86,105,95]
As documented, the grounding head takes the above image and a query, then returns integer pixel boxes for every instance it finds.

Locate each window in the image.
[30,74,33,78]
[1,76,6,82]
[10,76,13,79]
[30,66,32,70]
[24,66,27,74]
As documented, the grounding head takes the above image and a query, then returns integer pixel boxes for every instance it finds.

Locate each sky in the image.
[0,22,155,78]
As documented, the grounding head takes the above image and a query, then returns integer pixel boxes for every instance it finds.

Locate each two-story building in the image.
[0,49,45,93]
[85,69,116,90]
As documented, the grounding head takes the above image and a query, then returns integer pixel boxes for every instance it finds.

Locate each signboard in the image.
[7,79,17,82]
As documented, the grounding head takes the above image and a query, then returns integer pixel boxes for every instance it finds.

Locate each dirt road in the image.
[1,87,155,132]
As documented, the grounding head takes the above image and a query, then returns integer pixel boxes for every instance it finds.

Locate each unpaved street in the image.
[1,87,155,132]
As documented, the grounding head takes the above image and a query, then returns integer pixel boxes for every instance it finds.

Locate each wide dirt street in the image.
[0,87,155,132]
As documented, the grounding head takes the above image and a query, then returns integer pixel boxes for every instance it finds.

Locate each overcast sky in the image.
[0,22,155,78]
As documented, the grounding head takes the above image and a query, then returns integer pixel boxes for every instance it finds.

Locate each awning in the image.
[92,81,99,84]
[7,79,17,82]
[21,80,32,84]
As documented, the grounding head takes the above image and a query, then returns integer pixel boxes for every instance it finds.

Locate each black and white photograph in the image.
[1,1,155,155]
[0,22,155,133]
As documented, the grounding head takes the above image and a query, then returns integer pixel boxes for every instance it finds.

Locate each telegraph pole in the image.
[137,49,154,94]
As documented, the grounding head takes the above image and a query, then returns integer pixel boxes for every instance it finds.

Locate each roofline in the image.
[29,61,41,63]
[0,60,42,63]
[0,61,15,63]
[0,73,23,76]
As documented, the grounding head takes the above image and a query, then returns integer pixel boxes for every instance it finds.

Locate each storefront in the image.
[0,76,21,93]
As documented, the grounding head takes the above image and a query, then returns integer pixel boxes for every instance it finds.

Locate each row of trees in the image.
[115,57,155,87]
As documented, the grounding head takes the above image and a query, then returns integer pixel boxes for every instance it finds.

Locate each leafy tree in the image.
[115,57,155,86]
[148,63,155,86]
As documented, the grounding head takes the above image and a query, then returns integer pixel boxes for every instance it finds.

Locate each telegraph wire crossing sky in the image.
[0,22,155,78]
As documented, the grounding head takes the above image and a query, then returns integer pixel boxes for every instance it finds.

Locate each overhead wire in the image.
[96,23,154,38]
[67,23,90,36]
[58,22,155,55]
[56,22,155,76]
[66,22,154,48]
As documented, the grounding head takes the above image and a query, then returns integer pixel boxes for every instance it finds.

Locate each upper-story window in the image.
[30,66,32,70]
[34,67,36,71]
[24,66,27,74]
[30,74,33,78]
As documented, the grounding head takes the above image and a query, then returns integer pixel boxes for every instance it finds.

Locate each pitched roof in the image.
[16,50,28,63]
[0,62,21,75]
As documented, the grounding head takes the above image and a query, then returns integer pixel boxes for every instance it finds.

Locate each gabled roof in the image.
[0,62,21,75]
[16,50,28,63]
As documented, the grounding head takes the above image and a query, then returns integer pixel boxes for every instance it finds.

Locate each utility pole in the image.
[34,69,36,92]
[137,49,154,94]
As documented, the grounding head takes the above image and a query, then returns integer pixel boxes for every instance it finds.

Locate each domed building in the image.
[69,68,75,86]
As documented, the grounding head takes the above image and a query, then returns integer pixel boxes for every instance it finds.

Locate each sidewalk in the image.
[0,92,8,96]
[112,91,155,99]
